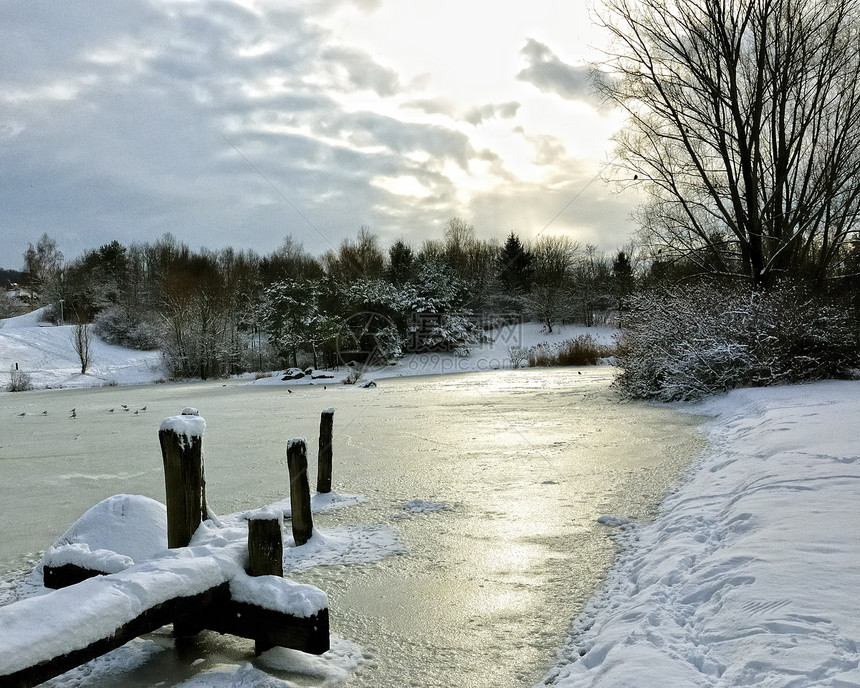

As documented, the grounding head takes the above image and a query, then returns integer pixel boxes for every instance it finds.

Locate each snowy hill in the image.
[0,308,164,390]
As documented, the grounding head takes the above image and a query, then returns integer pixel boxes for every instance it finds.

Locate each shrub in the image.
[614,280,859,401]
[343,366,362,385]
[0,292,25,318]
[8,366,33,392]
[92,307,159,350]
[507,345,529,369]
[528,334,613,367]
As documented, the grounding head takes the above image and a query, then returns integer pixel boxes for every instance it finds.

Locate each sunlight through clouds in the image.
[0,0,636,264]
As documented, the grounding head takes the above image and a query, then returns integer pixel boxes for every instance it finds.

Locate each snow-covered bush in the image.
[507,345,528,369]
[408,312,484,355]
[0,291,25,318]
[261,265,486,368]
[342,366,363,385]
[93,306,159,350]
[8,365,33,392]
[615,281,859,401]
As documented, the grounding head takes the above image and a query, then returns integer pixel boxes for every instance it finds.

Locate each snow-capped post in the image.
[287,438,313,546]
[317,408,335,494]
[248,509,284,578]
[159,408,207,548]
[247,508,286,654]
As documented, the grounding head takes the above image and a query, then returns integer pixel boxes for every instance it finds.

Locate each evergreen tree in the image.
[611,250,635,310]
[496,232,533,294]
[386,239,415,285]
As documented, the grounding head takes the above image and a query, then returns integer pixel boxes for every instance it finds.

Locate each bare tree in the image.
[23,233,64,296]
[72,319,92,375]
[528,235,581,332]
[597,0,860,285]
[322,226,385,281]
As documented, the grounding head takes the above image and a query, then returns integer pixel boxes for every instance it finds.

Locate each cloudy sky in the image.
[0,0,637,269]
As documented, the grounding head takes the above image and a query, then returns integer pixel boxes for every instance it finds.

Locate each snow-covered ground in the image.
[0,308,164,389]
[540,381,860,687]
[3,308,860,686]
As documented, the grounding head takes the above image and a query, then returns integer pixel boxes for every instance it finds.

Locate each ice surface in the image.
[402,499,451,514]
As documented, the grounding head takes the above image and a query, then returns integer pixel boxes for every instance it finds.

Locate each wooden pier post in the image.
[159,408,207,549]
[317,408,334,494]
[286,438,313,546]
[247,509,285,655]
[248,510,284,578]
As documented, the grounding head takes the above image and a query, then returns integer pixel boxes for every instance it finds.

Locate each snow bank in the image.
[541,380,860,687]
[43,494,168,567]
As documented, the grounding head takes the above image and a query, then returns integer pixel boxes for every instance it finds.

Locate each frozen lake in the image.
[0,369,703,687]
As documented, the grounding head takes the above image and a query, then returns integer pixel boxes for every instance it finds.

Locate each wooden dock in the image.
[0,408,337,688]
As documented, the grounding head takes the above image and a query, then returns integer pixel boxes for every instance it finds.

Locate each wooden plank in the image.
[0,584,229,688]
[205,602,330,656]
[42,563,105,590]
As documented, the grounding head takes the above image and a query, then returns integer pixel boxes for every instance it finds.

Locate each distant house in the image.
[8,284,35,302]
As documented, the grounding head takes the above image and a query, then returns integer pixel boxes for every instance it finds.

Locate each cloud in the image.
[401,98,457,117]
[321,46,402,96]
[517,38,599,104]
[463,102,520,126]
[401,99,520,127]
[469,175,637,252]
[0,2,634,266]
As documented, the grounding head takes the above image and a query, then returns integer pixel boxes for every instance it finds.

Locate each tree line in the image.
[6,221,644,379]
